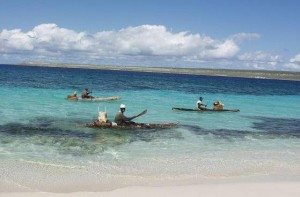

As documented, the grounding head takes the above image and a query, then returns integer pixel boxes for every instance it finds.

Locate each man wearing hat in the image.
[114,104,147,125]
[114,104,134,125]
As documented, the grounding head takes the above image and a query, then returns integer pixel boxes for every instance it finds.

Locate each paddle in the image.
[129,109,147,120]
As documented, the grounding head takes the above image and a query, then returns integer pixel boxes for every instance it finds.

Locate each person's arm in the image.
[122,114,132,121]
[197,102,201,109]
[198,101,207,109]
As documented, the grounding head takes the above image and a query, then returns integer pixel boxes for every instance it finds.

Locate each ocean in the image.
[0,64,299,192]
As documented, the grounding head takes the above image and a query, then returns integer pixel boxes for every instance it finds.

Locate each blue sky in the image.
[0,0,300,71]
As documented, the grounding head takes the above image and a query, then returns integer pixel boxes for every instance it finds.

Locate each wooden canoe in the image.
[78,97,121,101]
[172,107,240,112]
[66,96,121,101]
[86,121,178,129]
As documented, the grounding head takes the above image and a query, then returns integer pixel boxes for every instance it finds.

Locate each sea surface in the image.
[0,64,299,192]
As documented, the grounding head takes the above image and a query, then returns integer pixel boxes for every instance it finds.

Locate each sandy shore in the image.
[2,182,300,197]
[17,62,300,81]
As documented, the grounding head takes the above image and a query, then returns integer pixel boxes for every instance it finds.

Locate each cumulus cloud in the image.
[282,54,300,70]
[238,51,283,70]
[238,51,282,63]
[0,29,34,51]
[1,23,297,71]
[290,54,300,64]
[0,23,242,60]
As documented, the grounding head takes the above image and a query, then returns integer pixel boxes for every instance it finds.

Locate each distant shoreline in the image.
[12,62,300,81]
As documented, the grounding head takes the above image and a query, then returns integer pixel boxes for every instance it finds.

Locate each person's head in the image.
[120,104,126,113]
[199,97,203,101]
[73,91,77,95]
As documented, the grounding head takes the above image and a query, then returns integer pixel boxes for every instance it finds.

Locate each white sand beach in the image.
[2,182,300,197]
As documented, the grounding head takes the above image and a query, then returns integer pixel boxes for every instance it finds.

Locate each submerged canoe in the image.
[86,121,178,129]
[172,107,240,112]
[66,96,121,101]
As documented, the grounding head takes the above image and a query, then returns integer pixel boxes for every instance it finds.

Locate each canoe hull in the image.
[172,107,240,112]
[86,121,178,129]
[66,96,121,101]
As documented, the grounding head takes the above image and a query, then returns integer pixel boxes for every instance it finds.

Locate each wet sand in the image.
[19,62,300,81]
[2,182,300,197]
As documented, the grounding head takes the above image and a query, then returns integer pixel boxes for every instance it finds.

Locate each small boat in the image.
[78,97,121,101]
[66,96,121,101]
[86,120,178,129]
[172,107,240,112]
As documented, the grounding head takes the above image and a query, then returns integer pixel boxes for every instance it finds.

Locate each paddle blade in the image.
[135,109,147,118]
[138,109,147,116]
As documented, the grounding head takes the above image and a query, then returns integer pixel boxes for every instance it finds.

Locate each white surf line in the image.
[19,159,85,169]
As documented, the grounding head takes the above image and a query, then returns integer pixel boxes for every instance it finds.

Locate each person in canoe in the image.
[114,104,147,125]
[196,96,207,110]
[81,88,94,99]
[67,91,78,100]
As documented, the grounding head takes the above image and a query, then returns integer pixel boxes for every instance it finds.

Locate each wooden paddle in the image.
[129,109,147,120]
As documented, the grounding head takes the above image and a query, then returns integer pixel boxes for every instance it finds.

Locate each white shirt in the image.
[196,100,202,108]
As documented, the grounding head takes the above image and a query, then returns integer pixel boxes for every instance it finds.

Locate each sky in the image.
[0,0,300,71]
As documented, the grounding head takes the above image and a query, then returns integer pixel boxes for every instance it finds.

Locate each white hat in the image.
[120,104,126,108]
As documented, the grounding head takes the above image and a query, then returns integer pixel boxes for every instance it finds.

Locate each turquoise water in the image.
[0,64,299,191]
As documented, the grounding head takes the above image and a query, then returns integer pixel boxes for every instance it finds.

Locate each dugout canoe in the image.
[66,96,121,101]
[172,107,240,112]
[85,121,178,129]
[79,96,121,101]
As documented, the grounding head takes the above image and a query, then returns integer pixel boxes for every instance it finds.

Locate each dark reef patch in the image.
[181,116,300,140]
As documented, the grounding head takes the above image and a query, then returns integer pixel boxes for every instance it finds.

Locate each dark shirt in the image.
[81,89,91,98]
[114,111,131,124]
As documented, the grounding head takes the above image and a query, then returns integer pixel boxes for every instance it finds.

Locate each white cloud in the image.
[282,54,300,70]
[238,51,283,70]
[0,29,34,51]
[0,24,241,59]
[290,54,300,64]
[92,25,241,59]
[198,40,240,59]
[0,23,298,71]
[231,33,260,43]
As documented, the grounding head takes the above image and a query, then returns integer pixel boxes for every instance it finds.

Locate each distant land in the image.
[16,62,300,81]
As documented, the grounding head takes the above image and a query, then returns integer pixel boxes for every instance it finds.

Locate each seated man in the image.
[196,96,207,110]
[114,104,135,125]
[81,88,93,99]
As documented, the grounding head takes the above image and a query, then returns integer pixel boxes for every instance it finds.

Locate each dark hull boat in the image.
[86,121,178,129]
[172,107,240,112]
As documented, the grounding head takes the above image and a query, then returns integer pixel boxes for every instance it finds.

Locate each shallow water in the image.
[0,64,300,191]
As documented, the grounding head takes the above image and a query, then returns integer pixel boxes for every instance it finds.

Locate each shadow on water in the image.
[251,116,300,138]
[1,115,298,156]
[181,116,300,140]
[0,116,183,156]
